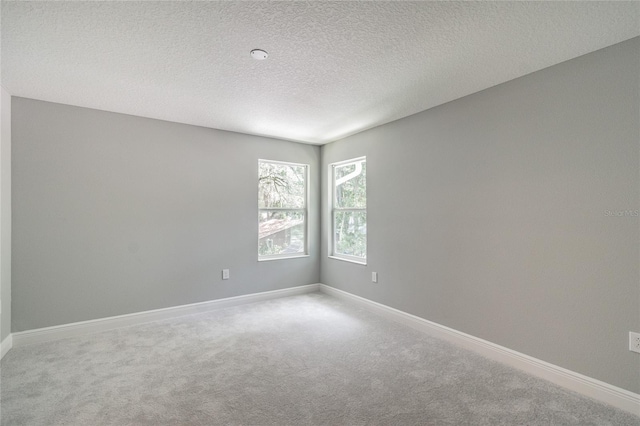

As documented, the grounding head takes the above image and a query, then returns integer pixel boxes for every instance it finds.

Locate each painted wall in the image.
[321,38,640,393]
[0,86,11,343]
[12,99,320,331]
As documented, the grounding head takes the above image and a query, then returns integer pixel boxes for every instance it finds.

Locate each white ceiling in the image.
[2,1,639,145]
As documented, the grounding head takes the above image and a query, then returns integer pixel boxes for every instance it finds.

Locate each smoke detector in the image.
[250,49,268,60]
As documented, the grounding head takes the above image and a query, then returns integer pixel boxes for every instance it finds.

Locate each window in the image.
[258,160,308,260]
[330,157,366,263]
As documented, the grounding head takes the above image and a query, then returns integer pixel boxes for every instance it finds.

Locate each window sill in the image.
[328,255,367,266]
[259,254,310,262]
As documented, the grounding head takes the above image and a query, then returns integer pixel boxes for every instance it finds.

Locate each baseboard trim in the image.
[13,284,321,347]
[319,284,640,416]
[1,333,13,359]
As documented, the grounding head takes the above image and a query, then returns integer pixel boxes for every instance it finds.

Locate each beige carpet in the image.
[1,292,637,425]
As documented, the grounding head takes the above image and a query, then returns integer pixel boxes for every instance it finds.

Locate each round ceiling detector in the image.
[250,49,268,60]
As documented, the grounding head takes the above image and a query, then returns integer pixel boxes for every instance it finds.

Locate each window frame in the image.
[329,156,367,265]
[258,159,309,261]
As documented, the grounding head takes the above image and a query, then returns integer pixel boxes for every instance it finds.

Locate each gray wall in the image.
[321,38,640,393]
[12,98,320,332]
[1,86,11,343]
[8,37,639,395]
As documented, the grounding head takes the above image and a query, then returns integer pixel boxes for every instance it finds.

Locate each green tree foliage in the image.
[259,162,305,209]
[334,160,366,258]
[258,162,306,256]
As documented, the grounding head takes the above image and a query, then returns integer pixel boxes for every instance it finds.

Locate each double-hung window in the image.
[330,157,366,263]
[258,160,308,260]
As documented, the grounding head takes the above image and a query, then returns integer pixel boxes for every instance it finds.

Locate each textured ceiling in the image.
[2,1,639,144]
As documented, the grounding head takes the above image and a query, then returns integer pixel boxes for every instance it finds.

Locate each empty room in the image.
[0,1,639,425]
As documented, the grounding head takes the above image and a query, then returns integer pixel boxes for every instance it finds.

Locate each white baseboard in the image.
[12,284,320,347]
[1,333,12,359]
[319,284,640,416]
[7,282,638,415]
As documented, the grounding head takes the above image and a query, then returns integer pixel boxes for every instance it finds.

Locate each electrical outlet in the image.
[629,332,640,353]
[222,269,230,280]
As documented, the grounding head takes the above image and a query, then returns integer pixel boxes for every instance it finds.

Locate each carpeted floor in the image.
[1,292,638,425]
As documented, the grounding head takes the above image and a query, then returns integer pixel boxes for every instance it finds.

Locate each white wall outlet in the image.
[630,332,640,353]
[222,269,230,280]
[372,272,378,283]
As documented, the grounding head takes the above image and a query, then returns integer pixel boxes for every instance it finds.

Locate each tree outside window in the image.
[258,160,308,259]
[331,157,366,262]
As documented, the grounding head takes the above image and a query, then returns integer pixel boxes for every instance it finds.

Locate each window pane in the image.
[259,211,305,256]
[335,160,366,208]
[259,162,306,209]
[334,211,366,258]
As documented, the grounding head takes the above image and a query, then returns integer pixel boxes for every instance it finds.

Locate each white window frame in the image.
[258,159,309,261]
[329,156,367,265]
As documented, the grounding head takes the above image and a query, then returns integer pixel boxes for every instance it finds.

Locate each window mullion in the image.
[260,208,305,211]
